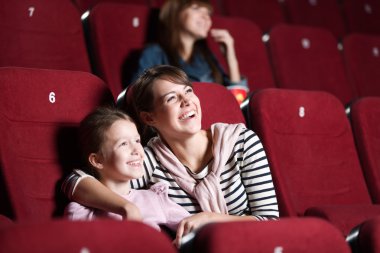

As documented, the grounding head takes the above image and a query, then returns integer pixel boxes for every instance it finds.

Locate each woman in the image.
[63,66,278,244]
[131,0,248,89]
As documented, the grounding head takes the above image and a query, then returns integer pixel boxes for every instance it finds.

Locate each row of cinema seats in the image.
[1,1,380,104]
[0,67,380,252]
[71,0,380,37]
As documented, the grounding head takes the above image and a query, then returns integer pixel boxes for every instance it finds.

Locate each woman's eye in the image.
[136,139,141,144]
[121,142,127,146]
[185,87,193,94]
[167,95,176,103]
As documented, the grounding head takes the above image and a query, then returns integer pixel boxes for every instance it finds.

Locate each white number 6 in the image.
[49,92,56,103]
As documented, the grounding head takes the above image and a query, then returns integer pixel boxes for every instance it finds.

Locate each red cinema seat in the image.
[0,0,91,72]
[221,0,286,33]
[191,218,350,253]
[284,0,346,39]
[350,97,380,204]
[209,16,276,93]
[84,2,157,98]
[0,67,113,222]
[343,34,380,97]
[268,24,355,105]
[0,220,177,253]
[342,0,380,35]
[249,88,380,236]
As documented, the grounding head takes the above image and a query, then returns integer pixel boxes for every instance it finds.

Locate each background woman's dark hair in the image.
[131,65,193,144]
[158,0,223,84]
[79,106,134,177]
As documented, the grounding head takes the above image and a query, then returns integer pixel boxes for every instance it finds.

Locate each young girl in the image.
[65,107,190,233]
[132,0,248,90]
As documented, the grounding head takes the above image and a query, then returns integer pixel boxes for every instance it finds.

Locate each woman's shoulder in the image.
[142,43,166,55]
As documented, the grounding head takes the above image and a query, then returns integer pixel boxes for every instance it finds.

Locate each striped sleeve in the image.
[239,128,279,220]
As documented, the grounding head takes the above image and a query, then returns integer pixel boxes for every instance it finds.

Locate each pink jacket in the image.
[65,182,190,231]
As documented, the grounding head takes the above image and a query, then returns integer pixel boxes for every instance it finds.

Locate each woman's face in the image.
[144,79,202,140]
[179,3,212,40]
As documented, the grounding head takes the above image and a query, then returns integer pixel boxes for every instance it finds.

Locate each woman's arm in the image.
[240,128,279,220]
[71,177,142,221]
[210,29,241,83]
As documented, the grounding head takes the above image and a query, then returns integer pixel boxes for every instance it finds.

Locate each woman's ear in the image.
[88,153,104,170]
[140,111,155,126]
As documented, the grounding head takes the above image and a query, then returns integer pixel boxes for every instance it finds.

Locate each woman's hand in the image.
[210,29,241,83]
[174,211,259,248]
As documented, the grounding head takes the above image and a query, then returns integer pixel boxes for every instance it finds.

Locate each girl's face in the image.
[179,3,212,40]
[98,119,144,181]
[144,79,202,140]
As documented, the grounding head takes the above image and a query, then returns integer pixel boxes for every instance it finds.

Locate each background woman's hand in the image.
[210,28,241,83]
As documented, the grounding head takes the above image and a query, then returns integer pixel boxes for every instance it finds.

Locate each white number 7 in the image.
[28,7,35,17]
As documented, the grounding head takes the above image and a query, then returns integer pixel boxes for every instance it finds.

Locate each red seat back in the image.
[350,97,380,203]
[249,88,371,217]
[0,220,177,253]
[221,0,286,33]
[86,2,157,98]
[268,24,355,105]
[284,0,346,39]
[343,34,380,97]
[0,1,90,72]
[0,67,113,221]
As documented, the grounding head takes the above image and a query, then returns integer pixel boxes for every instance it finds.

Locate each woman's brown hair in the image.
[158,0,223,84]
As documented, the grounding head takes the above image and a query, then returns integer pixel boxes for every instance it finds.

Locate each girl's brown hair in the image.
[158,0,223,84]
[131,65,192,143]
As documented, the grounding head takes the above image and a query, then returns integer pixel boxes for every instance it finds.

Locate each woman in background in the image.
[132,0,248,90]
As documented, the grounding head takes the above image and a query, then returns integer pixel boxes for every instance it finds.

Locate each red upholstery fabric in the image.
[193,82,246,129]
[0,67,113,221]
[86,2,156,98]
[73,0,150,13]
[343,34,380,97]
[192,218,350,253]
[350,97,380,203]
[305,205,380,236]
[342,0,380,35]
[357,216,380,253]
[0,215,13,230]
[0,0,90,72]
[221,0,286,33]
[284,0,346,39]
[209,16,276,92]
[249,89,380,235]
[0,220,177,253]
[268,24,355,105]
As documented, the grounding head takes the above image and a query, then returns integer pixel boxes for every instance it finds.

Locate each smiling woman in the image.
[131,0,248,91]
[62,65,278,247]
